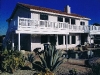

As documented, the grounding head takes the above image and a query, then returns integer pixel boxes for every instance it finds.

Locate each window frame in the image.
[71,18,75,25]
[58,35,63,45]
[65,17,70,24]
[40,13,48,20]
[58,16,63,22]
[72,35,76,44]
[80,21,85,25]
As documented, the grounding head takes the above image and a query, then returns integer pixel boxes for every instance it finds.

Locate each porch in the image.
[16,17,91,34]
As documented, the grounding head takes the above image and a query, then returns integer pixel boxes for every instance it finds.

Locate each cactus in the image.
[33,45,64,74]
[1,49,25,73]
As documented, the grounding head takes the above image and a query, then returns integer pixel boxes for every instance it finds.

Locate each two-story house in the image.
[4,3,96,51]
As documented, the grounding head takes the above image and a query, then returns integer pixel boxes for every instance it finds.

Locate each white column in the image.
[18,33,21,51]
[56,35,58,46]
[69,18,71,25]
[70,35,71,44]
[30,34,32,52]
[12,33,14,50]
[90,34,91,45]
[66,34,68,50]
[63,35,65,45]
[48,35,50,44]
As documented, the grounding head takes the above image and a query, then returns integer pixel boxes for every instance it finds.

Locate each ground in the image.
[0,60,89,75]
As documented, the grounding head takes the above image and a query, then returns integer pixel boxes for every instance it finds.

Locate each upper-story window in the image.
[65,17,70,24]
[80,21,85,25]
[71,18,75,24]
[58,16,63,22]
[40,13,48,20]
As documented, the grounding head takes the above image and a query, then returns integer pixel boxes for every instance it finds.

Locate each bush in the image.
[24,53,35,70]
[87,63,100,75]
[0,49,25,73]
[33,45,64,75]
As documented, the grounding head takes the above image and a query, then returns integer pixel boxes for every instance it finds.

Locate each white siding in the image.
[31,12,39,20]
[9,7,31,29]
[85,20,89,25]
[31,35,44,51]
[49,15,57,22]
[75,19,80,26]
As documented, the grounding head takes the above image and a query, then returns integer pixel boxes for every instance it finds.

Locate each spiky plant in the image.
[26,53,35,63]
[33,45,64,74]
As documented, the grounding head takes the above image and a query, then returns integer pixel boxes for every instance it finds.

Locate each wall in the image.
[31,34,81,51]
[75,19,89,26]
[31,11,88,25]
[9,7,31,30]
[31,35,44,51]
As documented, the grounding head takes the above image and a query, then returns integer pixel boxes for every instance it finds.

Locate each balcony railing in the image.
[18,17,69,29]
[17,17,100,34]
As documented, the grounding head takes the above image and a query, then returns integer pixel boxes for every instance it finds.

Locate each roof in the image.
[7,3,90,21]
[18,3,89,19]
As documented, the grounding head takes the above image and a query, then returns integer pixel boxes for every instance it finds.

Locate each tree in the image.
[93,23,100,26]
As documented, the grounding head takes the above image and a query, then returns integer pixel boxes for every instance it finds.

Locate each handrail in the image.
[18,17,100,33]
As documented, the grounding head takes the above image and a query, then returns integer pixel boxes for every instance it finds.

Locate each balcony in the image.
[15,17,100,35]
[89,26,100,35]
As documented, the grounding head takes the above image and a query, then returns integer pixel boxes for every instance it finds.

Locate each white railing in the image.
[18,18,69,29]
[90,25,100,31]
[17,17,100,34]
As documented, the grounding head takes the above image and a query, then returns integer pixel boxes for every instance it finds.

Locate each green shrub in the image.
[0,49,25,73]
[87,63,100,75]
[33,45,64,74]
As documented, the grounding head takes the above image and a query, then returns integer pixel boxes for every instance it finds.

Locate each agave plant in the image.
[26,53,35,63]
[33,45,64,74]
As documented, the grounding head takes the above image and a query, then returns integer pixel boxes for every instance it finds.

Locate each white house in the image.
[4,3,100,51]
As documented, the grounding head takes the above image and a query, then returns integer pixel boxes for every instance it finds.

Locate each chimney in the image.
[64,5,71,14]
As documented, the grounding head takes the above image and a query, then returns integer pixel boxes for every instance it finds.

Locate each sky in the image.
[0,0,100,35]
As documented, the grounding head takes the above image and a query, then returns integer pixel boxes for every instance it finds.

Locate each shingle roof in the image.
[18,3,89,19]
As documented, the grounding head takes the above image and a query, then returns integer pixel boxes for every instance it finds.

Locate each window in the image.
[68,35,70,44]
[71,18,75,24]
[41,35,48,43]
[58,35,63,45]
[58,16,63,22]
[40,13,48,20]
[72,36,76,44]
[65,35,70,44]
[65,17,70,23]
[80,21,85,25]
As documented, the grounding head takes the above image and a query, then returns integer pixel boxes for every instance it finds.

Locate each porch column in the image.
[56,35,58,46]
[90,34,91,45]
[12,33,14,50]
[18,33,21,51]
[63,35,65,45]
[70,35,71,44]
[66,34,68,50]
[69,18,71,25]
[48,35,50,44]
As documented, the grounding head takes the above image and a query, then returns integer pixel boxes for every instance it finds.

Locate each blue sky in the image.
[0,0,100,35]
